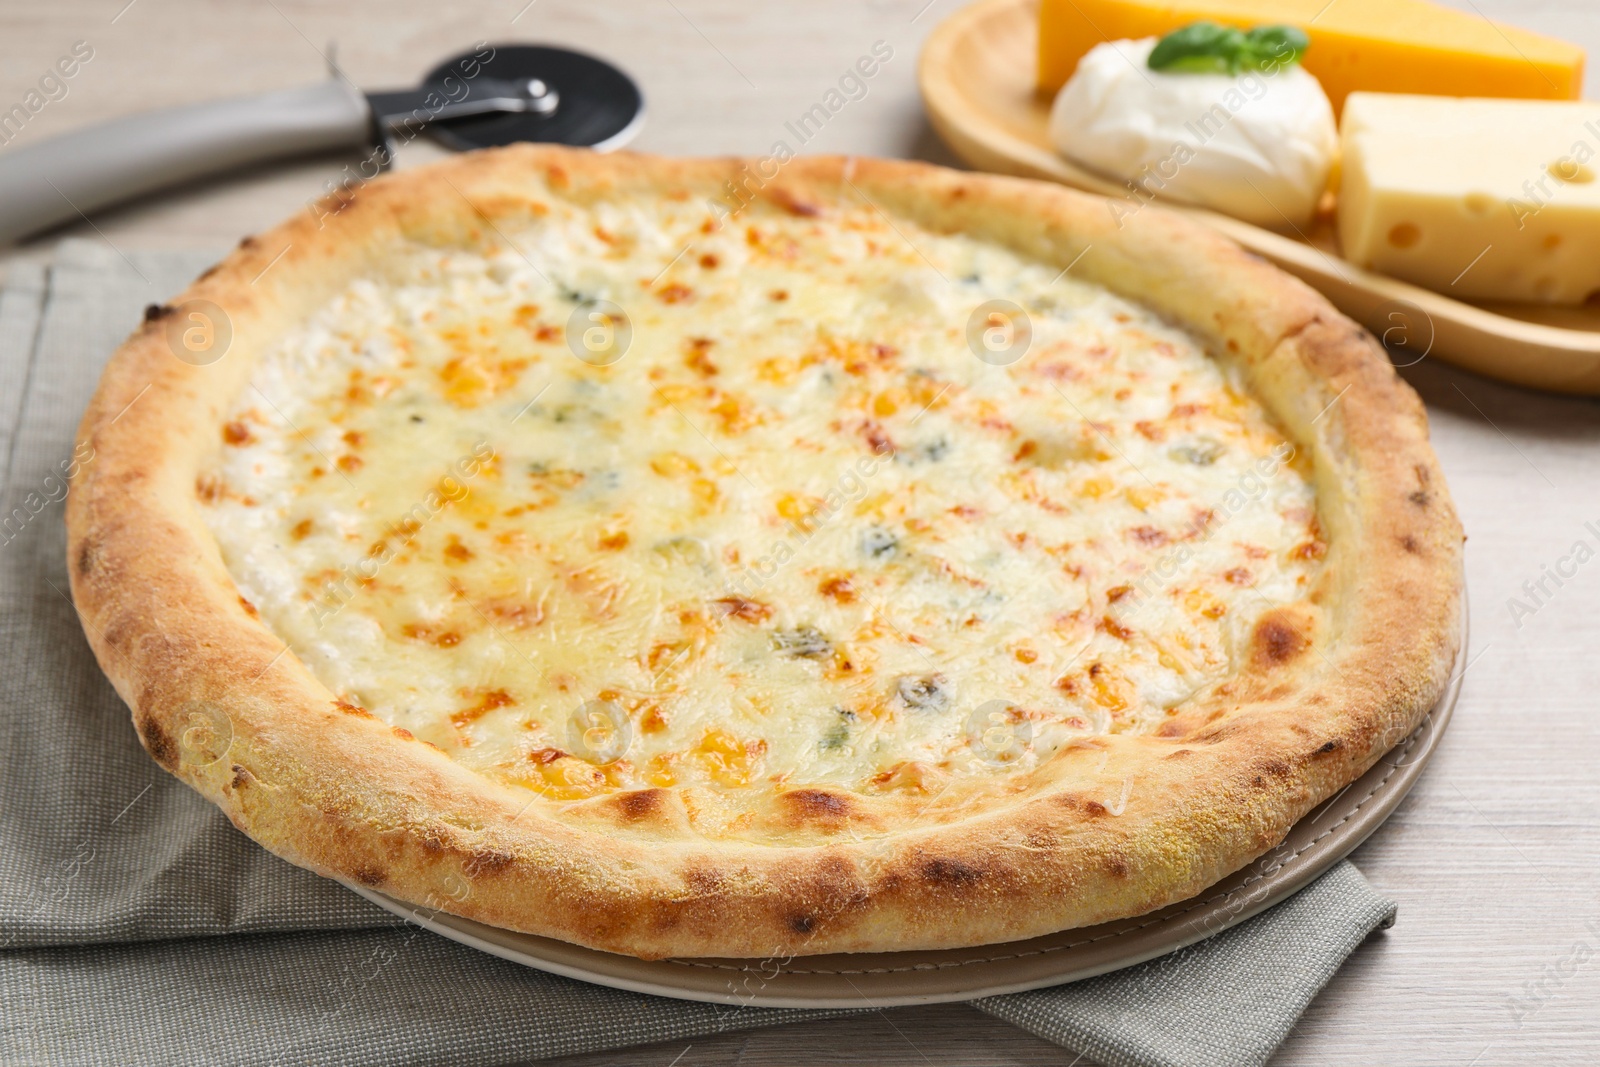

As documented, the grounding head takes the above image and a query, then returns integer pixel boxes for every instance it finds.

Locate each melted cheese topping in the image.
[202,195,1325,809]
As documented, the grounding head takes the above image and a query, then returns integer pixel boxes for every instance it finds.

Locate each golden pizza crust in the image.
[66,148,1461,959]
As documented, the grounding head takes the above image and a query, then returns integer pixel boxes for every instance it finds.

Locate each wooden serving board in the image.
[918,0,1600,395]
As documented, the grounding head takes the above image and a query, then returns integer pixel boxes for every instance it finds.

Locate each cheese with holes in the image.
[1037,0,1586,116]
[1338,93,1600,305]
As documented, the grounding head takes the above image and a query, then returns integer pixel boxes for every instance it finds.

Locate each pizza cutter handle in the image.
[0,79,373,247]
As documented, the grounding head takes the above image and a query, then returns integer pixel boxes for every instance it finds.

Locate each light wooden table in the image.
[4,2,1598,1063]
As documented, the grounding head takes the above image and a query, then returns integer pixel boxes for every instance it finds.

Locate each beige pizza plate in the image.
[347,599,1466,1008]
[918,0,1600,396]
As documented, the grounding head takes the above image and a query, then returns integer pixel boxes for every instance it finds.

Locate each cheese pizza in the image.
[67,149,1461,958]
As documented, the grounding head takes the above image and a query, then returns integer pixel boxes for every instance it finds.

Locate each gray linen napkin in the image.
[0,240,1399,1067]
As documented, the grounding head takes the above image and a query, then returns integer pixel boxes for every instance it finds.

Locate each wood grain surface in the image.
[2,1,1597,1063]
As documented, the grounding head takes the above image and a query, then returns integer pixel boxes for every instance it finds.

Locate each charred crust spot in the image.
[1314,739,1342,756]
[920,857,982,886]
[788,914,816,934]
[136,710,177,770]
[783,788,855,821]
[464,848,515,878]
[238,235,258,250]
[1104,853,1132,879]
[684,866,724,894]
[1400,534,1421,554]
[616,788,666,820]
[352,865,387,887]
[229,764,254,789]
[198,262,222,280]
[1408,489,1430,507]
[1258,759,1292,781]
[1083,800,1109,817]
[143,303,174,323]
[76,538,97,578]
[1252,612,1309,668]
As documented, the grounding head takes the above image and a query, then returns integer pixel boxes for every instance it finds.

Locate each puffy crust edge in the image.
[66,147,1462,959]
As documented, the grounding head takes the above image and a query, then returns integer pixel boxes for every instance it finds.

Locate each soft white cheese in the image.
[1049,38,1337,229]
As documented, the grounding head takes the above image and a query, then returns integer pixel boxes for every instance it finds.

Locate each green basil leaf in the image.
[1147,20,1309,75]
[1240,25,1309,71]
[1147,21,1247,74]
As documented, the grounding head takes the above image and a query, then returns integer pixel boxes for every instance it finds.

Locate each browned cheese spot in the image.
[1252,612,1309,668]
[769,188,822,217]
[818,575,856,603]
[1101,615,1135,640]
[712,596,771,623]
[333,699,372,718]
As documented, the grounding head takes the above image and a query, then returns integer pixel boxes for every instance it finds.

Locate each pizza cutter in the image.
[0,43,645,247]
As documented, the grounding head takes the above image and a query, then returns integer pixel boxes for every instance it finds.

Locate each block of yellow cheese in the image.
[1037,0,1585,116]
[1338,92,1600,306]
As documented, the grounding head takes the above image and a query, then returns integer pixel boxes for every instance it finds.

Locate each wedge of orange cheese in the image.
[1037,0,1585,116]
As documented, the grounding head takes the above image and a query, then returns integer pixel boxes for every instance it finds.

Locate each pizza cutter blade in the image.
[416,45,645,153]
[0,43,646,247]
